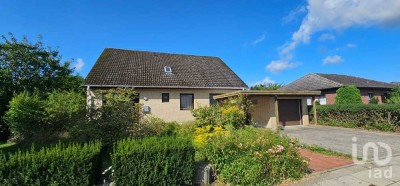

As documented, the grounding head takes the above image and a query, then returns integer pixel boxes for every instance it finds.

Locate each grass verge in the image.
[300,144,353,159]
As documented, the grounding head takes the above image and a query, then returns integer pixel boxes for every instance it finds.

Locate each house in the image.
[214,90,320,128]
[82,48,248,122]
[281,73,396,105]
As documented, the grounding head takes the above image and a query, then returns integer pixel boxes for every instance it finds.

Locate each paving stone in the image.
[318,179,347,186]
[336,175,370,186]
[351,169,395,186]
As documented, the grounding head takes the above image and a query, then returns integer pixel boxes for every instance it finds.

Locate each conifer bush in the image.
[0,141,102,186]
[112,136,195,185]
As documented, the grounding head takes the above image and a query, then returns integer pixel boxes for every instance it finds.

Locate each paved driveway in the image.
[282,125,400,158]
[281,125,400,186]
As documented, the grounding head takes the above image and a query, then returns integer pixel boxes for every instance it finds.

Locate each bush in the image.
[387,86,400,104]
[317,104,400,131]
[4,91,85,143]
[112,136,195,185]
[200,127,308,185]
[133,116,181,137]
[0,141,102,185]
[192,95,252,129]
[3,92,46,142]
[335,85,362,104]
[70,88,141,147]
[369,97,379,104]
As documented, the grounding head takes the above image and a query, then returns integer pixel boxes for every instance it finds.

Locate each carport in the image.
[214,90,321,129]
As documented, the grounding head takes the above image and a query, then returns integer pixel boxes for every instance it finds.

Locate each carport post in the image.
[274,95,279,130]
[313,98,318,125]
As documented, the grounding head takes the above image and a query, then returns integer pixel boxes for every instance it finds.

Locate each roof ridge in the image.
[104,47,221,59]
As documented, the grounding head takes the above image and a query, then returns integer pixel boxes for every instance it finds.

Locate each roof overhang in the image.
[214,90,321,99]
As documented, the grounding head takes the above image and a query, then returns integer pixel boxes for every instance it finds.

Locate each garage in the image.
[278,99,302,126]
[214,90,320,129]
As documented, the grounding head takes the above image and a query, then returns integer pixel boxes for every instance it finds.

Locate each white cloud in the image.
[252,77,276,86]
[283,5,307,24]
[74,58,84,72]
[346,43,356,48]
[253,34,266,45]
[270,0,400,72]
[318,33,335,41]
[336,43,357,50]
[323,55,343,65]
[266,58,299,73]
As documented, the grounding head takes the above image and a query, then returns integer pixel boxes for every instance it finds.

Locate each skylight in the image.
[164,66,172,73]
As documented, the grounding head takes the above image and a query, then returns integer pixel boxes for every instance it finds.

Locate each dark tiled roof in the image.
[281,73,395,91]
[83,48,248,89]
[392,82,400,86]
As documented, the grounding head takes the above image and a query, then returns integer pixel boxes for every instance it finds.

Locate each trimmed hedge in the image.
[317,104,400,131]
[0,141,102,186]
[112,136,195,186]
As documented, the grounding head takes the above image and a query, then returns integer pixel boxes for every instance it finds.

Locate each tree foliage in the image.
[335,85,362,104]
[0,33,83,140]
[387,86,400,104]
[250,83,284,90]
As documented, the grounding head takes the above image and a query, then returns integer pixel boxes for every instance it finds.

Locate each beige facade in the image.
[87,87,239,122]
[249,96,310,129]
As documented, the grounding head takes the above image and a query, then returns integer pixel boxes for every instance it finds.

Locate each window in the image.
[162,93,169,103]
[164,66,172,73]
[180,94,194,110]
[319,94,327,105]
[209,94,220,105]
[368,93,374,101]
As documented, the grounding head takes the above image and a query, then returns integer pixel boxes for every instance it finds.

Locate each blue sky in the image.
[1,0,400,86]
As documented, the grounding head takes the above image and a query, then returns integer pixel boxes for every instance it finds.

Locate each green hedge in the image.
[317,104,400,131]
[0,141,102,186]
[112,136,195,186]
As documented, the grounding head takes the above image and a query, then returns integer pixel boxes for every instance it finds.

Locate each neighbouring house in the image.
[82,48,248,122]
[392,82,400,86]
[214,90,320,128]
[281,73,396,105]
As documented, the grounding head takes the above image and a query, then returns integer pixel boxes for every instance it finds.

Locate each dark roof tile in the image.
[83,48,248,89]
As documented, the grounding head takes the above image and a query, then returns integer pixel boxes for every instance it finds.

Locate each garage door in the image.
[278,99,302,126]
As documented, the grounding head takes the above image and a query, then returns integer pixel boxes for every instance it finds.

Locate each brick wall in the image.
[321,88,390,104]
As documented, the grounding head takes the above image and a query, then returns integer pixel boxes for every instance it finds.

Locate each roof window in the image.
[164,66,172,73]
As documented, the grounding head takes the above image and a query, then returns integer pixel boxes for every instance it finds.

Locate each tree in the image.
[250,83,284,90]
[387,86,400,104]
[0,33,83,140]
[335,85,363,104]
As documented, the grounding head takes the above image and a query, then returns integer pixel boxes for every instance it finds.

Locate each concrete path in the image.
[281,125,400,186]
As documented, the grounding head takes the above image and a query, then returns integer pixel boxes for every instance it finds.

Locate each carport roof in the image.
[214,90,321,99]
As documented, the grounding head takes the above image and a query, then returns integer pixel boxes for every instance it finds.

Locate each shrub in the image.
[387,86,400,104]
[3,92,46,142]
[4,91,86,143]
[317,104,400,131]
[201,127,308,185]
[112,136,195,185]
[0,141,102,185]
[70,88,141,147]
[192,95,252,129]
[45,91,86,133]
[335,85,362,104]
[369,97,379,104]
[192,105,221,127]
[133,116,181,137]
